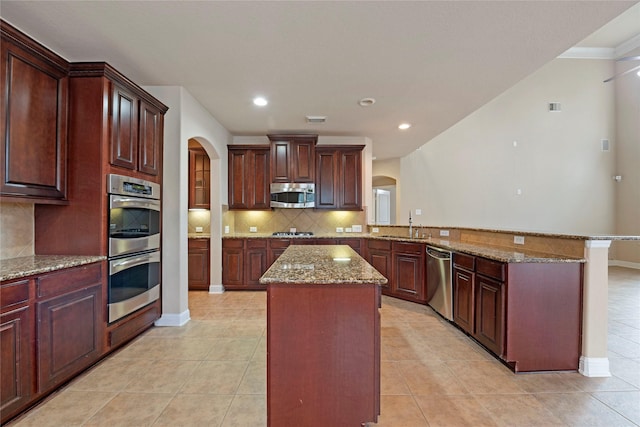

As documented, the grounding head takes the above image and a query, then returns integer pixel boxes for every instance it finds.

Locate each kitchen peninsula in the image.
[260,245,386,427]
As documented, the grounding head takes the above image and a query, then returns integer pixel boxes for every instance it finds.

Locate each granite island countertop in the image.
[260,245,388,285]
[0,255,106,282]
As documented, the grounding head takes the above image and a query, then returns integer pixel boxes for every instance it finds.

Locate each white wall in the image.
[400,58,618,235]
[613,47,640,265]
[144,86,231,325]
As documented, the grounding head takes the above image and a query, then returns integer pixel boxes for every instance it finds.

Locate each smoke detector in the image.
[306,115,327,124]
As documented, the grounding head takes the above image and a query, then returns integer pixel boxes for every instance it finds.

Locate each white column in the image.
[579,240,612,377]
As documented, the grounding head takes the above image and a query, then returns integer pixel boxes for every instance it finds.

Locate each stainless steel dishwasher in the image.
[426,246,453,321]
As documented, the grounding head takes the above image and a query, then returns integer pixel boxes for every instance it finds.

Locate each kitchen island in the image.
[260,245,387,427]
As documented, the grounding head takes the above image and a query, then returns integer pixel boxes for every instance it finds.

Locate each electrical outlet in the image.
[345,227,352,233]
[440,230,449,237]
[289,227,297,233]
[415,209,422,215]
[372,227,379,233]
[336,227,344,233]
[514,236,525,245]
[249,226,257,232]
[224,225,230,234]
[195,226,203,233]
[352,225,362,232]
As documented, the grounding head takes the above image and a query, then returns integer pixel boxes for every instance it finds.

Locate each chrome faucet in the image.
[408,211,413,237]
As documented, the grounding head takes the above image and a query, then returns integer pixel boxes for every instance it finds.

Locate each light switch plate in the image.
[440,230,449,237]
[372,227,379,233]
[345,227,353,233]
[352,225,362,232]
[195,226,203,233]
[249,226,257,232]
[514,235,525,245]
[415,209,422,215]
[224,225,230,234]
[336,227,344,233]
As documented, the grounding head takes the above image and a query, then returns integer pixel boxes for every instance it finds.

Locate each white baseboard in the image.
[154,310,190,327]
[209,284,225,294]
[579,356,611,377]
[609,259,640,270]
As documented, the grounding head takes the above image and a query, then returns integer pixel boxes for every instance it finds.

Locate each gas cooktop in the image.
[272,231,314,237]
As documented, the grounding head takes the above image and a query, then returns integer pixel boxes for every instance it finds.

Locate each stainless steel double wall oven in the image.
[107,174,161,323]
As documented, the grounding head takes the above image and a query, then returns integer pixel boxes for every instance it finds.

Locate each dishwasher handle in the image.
[426,246,451,260]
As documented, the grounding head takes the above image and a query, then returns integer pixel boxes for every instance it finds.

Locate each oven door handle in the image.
[110,196,160,211]
[110,252,161,275]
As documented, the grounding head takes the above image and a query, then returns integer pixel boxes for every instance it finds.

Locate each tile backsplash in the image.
[0,202,35,259]
[229,208,367,235]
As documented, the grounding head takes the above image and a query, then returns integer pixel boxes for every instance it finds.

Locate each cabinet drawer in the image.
[36,263,102,299]
[453,252,475,271]
[367,239,391,251]
[188,238,209,250]
[476,258,505,281]
[246,239,267,249]
[222,238,244,249]
[269,239,290,249]
[1,279,30,310]
[392,241,423,255]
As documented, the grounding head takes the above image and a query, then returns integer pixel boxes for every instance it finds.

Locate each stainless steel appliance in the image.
[108,250,161,323]
[270,183,315,208]
[107,174,161,323]
[426,246,453,321]
[108,174,160,257]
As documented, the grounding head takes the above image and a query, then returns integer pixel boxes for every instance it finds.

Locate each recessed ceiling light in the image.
[358,97,376,107]
[253,96,268,107]
[398,123,412,130]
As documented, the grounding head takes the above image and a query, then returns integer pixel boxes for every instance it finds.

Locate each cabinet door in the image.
[339,149,362,210]
[1,27,68,201]
[222,239,244,287]
[252,148,271,209]
[337,238,362,255]
[453,267,474,334]
[474,275,504,356]
[110,83,139,170]
[245,249,268,287]
[291,141,315,183]
[228,146,270,210]
[268,239,290,266]
[315,150,338,209]
[189,148,211,209]
[368,250,391,293]
[188,239,210,290]
[138,101,162,176]
[36,284,101,393]
[0,306,32,419]
[271,141,290,183]
[394,253,425,301]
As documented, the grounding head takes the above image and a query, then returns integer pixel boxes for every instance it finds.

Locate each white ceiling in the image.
[2,1,639,160]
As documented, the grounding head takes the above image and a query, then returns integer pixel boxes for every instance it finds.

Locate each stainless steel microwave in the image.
[270,183,315,208]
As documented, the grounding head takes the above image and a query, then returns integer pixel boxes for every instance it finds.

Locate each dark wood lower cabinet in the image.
[452,267,474,334]
[451,252,582,372]
[36,284,102,392]
[222,239,244,289]
[245,240,268,289]
[474,275,503,356]
[1,262,106,424]
[0,305,31,418]
[365,240,392,294]
[188,238,210,290]
[391,242,426,303]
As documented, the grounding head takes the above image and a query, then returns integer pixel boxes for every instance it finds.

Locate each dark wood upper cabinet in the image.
[110,83,138,170]
[1,20,69,203]
[268,134,316,183]
[315,145,363,210]
[138,100,163,176]
[228,145,270,210]
[189,146,210,209]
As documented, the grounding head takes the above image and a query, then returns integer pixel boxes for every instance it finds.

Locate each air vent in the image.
[306,115,327,124]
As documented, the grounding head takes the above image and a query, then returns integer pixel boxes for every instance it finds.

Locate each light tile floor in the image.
[8,266,640,426]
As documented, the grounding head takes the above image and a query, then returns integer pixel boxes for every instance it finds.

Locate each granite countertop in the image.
[188,233,211,239]
[223,233,584,263]
[260,245,388,285]
[0,255,106,282]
